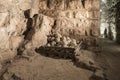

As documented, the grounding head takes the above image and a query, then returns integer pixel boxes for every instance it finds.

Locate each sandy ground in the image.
[2,54,93,80]
[96,39,120,80]
[1,39,120,80]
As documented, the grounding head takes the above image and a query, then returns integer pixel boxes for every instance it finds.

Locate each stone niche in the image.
[39,0,100,47]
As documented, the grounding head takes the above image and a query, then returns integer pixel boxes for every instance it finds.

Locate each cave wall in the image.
[116,1,120,43]
[101,0,120,42]
[39,0,100,46]
[0,0,39,64]
[0,0,100,64]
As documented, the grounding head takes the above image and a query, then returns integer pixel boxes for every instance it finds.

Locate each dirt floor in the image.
[0,39,120,80]
[1,54,93,80]
[96,39,120,80]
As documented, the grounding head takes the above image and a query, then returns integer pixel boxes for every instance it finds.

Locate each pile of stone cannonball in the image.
[46,32,79,48]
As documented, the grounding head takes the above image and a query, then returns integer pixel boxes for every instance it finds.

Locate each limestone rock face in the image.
[39,0,100,46]
[24,14,54,49]
[0,0,35,64]
[0,0,100,63]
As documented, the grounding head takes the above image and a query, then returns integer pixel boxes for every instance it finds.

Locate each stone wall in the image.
[39,0,100,46]
[0,0,100,64]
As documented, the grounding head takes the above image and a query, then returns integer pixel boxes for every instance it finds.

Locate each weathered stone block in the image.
[19,3,31,10]
[87,10,100,19]
[74,10,87,19]
[85,0,100,10]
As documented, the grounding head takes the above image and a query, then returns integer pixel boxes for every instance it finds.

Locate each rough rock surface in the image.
[0,0,101,80]
[101,0,120,43]
[0,0,100,60]
[0,0,54,64]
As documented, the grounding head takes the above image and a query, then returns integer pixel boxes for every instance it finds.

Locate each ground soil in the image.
[1,39,120,80]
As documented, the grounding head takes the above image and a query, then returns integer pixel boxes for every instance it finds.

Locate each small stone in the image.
[63,44,68,47]
[57,45,62,47]
[66,37,71,43]
[47,43,51,47]
[72,39,77,46]
[62,37,69,47]
[51,37,55,41]
[56,42,62,47]
[51,41,56,46]
[56,37,60,42]
[76,40,80,44]
[56,32,62,38]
